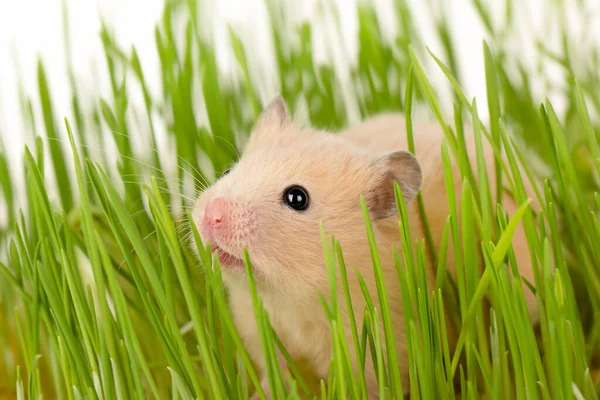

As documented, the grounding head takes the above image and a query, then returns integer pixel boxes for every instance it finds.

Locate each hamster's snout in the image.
[204,197,230,230]
[198,196,255,271]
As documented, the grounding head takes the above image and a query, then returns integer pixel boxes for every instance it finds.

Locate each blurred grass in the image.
[1,0,600,399]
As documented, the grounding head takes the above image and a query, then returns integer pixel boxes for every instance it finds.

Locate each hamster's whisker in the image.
[101,127,211,189]
[161,191,197,203]
[115,228,158,271]
[141,229,158,243]
[118,181,197,203]
[213,135,240,158]
[127,207,193,229]
[174,216,192,225]
[120,173,186,187]
[100,125,215,188]
[95,124,165,157]
[125,195,193,221]
[175,226,192,237]
[128,205,188,220]
[119,173,205,198]
[47,137,169,177]
[128,208,151,220]
[177,156,210,186]
[180,229,201,248]
[119,180,190,196]
[176,164,209,191]
[46,135,211,197]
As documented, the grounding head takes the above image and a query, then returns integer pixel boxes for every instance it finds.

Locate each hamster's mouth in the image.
[211,245,245,271]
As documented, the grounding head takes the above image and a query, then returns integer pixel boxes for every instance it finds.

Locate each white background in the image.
[0,0,594,221]
[0,0,489,156]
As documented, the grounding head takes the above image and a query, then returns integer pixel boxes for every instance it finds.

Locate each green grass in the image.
[1,0,600,398]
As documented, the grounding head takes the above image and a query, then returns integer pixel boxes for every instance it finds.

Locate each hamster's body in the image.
[192,98,539,399]
[342,112,539,306]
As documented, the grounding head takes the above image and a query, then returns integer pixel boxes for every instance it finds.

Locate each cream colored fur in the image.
[192,98,540,399]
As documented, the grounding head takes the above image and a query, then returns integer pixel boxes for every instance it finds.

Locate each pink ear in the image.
[365,150,423,219]
[243,95,290,153]
[257,95,288,128]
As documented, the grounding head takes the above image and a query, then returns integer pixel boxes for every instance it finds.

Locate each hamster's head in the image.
[192,96,422,296]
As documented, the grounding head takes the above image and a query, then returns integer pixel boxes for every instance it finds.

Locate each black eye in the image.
[220,168,231,178]
[283,185,309,211]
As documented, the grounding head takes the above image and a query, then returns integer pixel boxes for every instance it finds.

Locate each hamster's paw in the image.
[249,378,272,400]
[250,354,291,399]
[249,375,293,399]
[249,389,272,400]
[249,393,268,400]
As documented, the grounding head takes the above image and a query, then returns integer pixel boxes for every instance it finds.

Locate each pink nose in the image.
[203,197,229,230]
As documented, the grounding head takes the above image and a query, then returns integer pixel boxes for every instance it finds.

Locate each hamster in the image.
[191,95,540,399]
